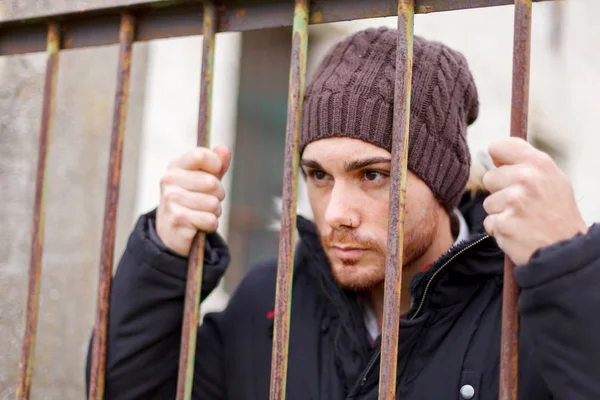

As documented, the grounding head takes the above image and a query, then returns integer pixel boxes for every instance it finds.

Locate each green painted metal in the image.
[88,12,136,400]
[269,0,309,398]
[15,22,60,400]
[175,2,217,400]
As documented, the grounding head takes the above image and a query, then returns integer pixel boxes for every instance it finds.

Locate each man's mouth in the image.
[329,246,367,261]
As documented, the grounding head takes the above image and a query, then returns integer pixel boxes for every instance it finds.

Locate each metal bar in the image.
[0,0,554,57]
[15,22,60,400]
[87,13,135,400]
[499,1,532,399]
[378,0,414,399]
[269,0,308,398]
[175,2,217,400]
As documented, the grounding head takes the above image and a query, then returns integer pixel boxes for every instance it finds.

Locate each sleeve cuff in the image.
[515,223,600,289]
[135,209,229,282]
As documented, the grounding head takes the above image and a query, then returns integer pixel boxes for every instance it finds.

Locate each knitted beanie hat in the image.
[300,27,479,211]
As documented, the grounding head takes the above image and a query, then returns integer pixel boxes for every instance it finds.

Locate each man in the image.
[86,27,600,399]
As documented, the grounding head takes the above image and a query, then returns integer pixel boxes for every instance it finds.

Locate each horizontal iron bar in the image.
[0,0,553,56]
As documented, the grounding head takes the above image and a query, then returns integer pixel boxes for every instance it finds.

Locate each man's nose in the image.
[324,183,360,230]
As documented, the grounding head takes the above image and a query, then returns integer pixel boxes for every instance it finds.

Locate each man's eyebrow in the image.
[299,157,391,172]
[300,159,322,170]
[344,157,391,172]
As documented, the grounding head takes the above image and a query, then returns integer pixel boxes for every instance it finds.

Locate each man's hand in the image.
[482,137,588,265]
[156,145,231,257]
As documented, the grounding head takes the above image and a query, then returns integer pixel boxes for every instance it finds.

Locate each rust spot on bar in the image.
[311,10,323,24]
[15,22,60,400]
[235,9,247,18]
[378,0,414,398]
[175,2,217,400]
[87,12,135,400]
[499,1,531,399]
[269,0,308,399]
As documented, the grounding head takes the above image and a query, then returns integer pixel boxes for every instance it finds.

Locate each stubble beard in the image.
[324,215,438,293]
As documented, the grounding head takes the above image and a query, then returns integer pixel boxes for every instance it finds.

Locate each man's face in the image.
[301,138,442,292]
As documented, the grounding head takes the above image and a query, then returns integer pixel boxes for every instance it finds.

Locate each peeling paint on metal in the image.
[311,10,323,24]
[87,12,135,400]
[175,2,217,400]
[15,21,60,400]
[499,1,532,399]
[0,0,554,57]
[269,0,308,399]
[377,1,414,399]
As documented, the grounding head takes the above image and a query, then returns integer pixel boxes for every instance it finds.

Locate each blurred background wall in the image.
[1,0,598,398]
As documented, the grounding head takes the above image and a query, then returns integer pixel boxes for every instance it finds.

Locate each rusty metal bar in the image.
[175,2,217,400]
[499,1,532,399]
[378,0,414,399]
[0,0,554,57]
[269,0,308,398]
[87,13,135,400]
[15,22,60,400]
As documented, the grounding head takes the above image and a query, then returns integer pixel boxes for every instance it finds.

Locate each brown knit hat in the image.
[300,27,479,211]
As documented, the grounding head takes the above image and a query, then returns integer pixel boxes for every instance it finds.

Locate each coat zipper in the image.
[347,234,492,397]
[346,348,380,398]
[409,234,491,320]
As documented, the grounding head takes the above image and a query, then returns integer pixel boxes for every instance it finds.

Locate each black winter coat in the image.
[85,194,600,399]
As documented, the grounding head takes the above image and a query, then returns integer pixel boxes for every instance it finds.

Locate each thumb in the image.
[213,145,231,180]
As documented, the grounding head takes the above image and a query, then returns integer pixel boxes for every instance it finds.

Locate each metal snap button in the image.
[460,384,475,399]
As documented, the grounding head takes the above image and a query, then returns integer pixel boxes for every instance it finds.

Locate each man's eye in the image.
[365,171,386,182]
[312,170,327,180]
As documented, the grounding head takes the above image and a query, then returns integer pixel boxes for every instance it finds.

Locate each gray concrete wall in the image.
[0,1,149,398]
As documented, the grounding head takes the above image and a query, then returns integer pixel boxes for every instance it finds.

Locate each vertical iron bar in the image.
[378,0,414,398]
[87,12,135,400]
[269,0,308,398]
[499,1,531,399]
[175,2,217,400]
[15,22,60,400]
